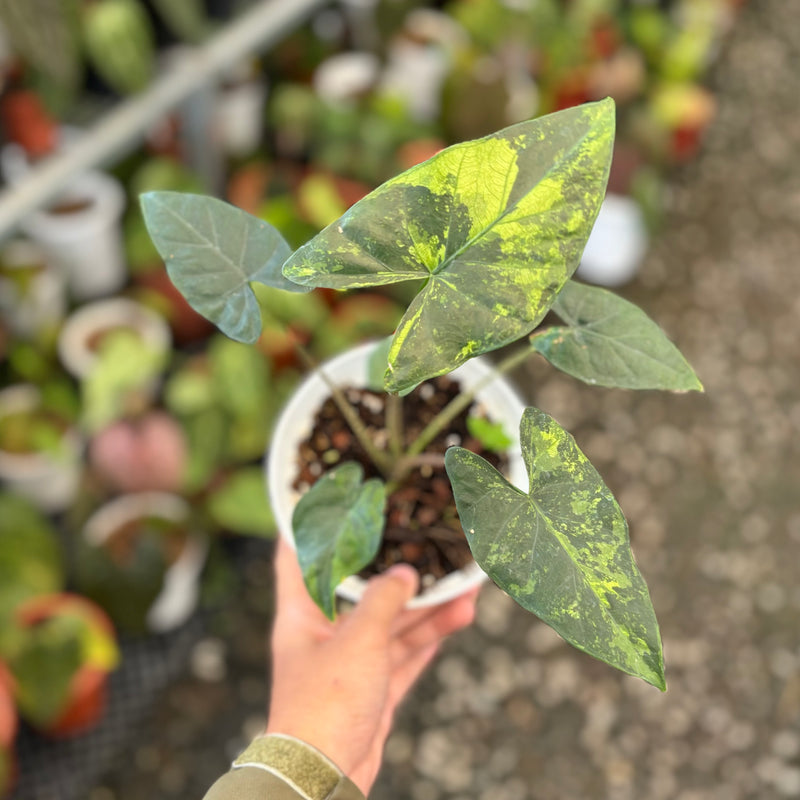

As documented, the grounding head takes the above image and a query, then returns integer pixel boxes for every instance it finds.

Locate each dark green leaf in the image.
[283,100,615,392]
[207,468,275,538]
[292,462,385,620]
[466,416,513,454]
[140,191,304,344]
[10,615,84,728]
[445,407,665,689]
[531,281,703,391]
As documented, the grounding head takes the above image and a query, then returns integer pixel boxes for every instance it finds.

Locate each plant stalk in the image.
[294,344,394,478]
[404,345,533,462]
[386,393,403,458]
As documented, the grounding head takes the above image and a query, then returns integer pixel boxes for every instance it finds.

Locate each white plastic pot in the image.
[577,193,649,287]
[18,170,127,301]
[57,297,171,380]
[267,341,527,609]
[0,238,67,337]
[214,61,268,158]
[83,492,208,633]
[0,385,83,513]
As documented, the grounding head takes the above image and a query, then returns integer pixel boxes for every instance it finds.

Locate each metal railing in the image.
[0,0,329,239]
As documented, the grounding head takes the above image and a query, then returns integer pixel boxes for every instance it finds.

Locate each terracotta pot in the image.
[0,662,17,749]
[267,341,527,609]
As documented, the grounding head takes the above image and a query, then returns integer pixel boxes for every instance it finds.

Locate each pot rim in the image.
[83,491,207,633]
[266,340,527,609]
[0,384,82,473]
[57,296,171,379]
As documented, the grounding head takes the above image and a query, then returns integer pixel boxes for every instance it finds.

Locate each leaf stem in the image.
[404,345,532,462]
[386,393,403,458]
[294,344,394,478]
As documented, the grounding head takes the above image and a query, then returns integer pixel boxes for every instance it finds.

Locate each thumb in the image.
[345,564,419,635]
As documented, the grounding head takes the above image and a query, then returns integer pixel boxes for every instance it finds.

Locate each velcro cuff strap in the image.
[233,734,344,800]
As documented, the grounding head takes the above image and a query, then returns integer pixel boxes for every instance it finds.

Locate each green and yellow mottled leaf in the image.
[140,191,305,344]
[531,281,703,391]
[283,99,616,392]
[292,462,385,620]
[444,407,665,689]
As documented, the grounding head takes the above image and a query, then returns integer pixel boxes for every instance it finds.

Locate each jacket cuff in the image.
[232,733,365,800]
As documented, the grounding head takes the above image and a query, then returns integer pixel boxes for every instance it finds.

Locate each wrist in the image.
[264,722,360,779]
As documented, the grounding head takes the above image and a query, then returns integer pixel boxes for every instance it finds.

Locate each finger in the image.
[342,564,419,639]
[272,538,333,643]
[390,586,481,640]
[389,591,478,655]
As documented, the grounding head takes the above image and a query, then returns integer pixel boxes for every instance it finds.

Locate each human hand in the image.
[265,539,479,795]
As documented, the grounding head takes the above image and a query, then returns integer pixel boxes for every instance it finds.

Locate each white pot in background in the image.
[57,296,171,380]
[313,52,380,108]
[577,193,649,287]
[0,238,67,337]
[19,171,127,301]
[214,60,268,158]
[0,385,83,513]
[267,341,527,609]
[83,492,208,633]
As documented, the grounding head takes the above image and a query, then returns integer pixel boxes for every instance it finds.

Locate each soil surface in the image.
[292,377,507,588]
[44,3,800,798]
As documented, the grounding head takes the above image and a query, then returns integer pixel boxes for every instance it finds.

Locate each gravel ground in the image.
[86,1,800,798]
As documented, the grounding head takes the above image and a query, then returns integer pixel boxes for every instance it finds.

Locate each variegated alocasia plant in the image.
[141,98,702,690]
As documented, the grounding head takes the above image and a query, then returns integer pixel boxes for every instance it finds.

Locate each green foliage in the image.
[140,192,304,343]
[530,280,703,391]
[283,99,615,393]
[82,0,155,94]
[466,416,513,454]
[446,408,665,689]
[207,468,276,538]
[75,520,177,634]
[292,463,386,620]
[0,494,63,619]
[5,614,83,728]
[82,329,168,431]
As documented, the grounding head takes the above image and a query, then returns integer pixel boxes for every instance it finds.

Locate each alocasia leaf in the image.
[531,280,703,391]
[283,99,615,392]
[445,407,665,689]
[292,462,386,620]
[140,191,305,344]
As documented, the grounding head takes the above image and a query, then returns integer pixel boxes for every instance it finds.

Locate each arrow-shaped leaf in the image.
[292,462,386,620]
[140,191,306,344]
[445,407,665,689]
[531,280,703,391]
[283,99,616,393]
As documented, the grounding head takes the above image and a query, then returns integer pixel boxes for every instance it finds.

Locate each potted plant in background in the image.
[0,492,65,617]
[0,593,119,738]
[0,238,67,340]
[0,382,83,512]
[76,491,208,634]
[57,296,171,382]
[0,660,16,799]
[142,98,703,690]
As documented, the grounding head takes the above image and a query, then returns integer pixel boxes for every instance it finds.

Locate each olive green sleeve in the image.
[202,734,366,800]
